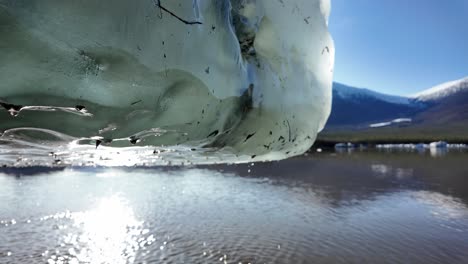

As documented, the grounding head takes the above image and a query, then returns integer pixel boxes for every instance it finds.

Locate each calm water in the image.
[1,150,468,263]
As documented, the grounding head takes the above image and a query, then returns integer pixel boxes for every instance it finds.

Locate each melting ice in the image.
[0,0,334,166]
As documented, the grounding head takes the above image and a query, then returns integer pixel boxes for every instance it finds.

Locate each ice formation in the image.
[0,0,334,166]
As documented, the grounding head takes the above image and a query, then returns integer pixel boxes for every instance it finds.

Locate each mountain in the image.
[321,77,468,142]
[411,77,468,126]
[412,77,468,102]
[326,83,421,128]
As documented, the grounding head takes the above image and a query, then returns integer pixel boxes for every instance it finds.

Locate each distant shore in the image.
[313,137,468,149]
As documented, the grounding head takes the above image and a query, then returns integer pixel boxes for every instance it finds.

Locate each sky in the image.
[329,0,468,95]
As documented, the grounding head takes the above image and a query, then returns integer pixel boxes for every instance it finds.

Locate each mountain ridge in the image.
[322,77,468,141]
[332,83,412,105]
[333,76,468,103]
[411,76,468,101]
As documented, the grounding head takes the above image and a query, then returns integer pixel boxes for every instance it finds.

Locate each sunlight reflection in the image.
[57,196,147,264]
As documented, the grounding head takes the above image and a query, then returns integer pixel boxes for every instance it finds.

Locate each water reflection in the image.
[413,191,468,221]
[371,164,414,179]
[429,147,448,157]
[1,151,468,263]
[61,196,144,264]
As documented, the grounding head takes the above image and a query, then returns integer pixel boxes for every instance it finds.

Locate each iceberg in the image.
[429,141,448,149]
[0,0,334,166]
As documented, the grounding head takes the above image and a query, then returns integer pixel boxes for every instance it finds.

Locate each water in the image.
[1,150,468,263]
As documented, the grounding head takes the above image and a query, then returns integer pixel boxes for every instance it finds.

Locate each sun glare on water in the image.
[49,196,149,264]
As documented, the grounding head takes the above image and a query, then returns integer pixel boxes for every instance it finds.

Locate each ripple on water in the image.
[1,164,468,263]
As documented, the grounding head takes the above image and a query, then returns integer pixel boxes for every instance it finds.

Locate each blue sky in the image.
[329,0,468,95]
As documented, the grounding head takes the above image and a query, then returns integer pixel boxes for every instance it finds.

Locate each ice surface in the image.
[0,0,334,166]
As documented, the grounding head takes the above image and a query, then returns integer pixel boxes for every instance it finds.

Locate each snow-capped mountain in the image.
[333,83,411,105]
[324,77,468,133]
[326,83,420,128]
[412,77,468,102]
